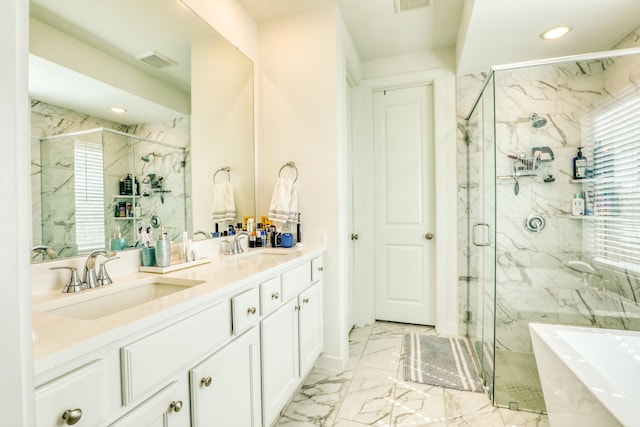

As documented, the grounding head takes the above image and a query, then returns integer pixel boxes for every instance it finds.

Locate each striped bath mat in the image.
[403,334,484,393]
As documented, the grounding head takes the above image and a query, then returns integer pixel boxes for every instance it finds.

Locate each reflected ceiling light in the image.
[111,106,127,114]
[540,26,572,40]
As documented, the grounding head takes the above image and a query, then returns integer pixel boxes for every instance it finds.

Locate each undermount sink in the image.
[229,249,293,261]
[35,277,204,320]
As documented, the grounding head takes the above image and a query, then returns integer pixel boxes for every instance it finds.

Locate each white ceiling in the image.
[237,0,640,74]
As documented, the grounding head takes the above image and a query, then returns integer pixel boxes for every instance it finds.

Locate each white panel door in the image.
[373,84,436,325]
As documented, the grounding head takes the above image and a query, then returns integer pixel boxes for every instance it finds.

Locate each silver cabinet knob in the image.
[295,305,301,311]
[170,400,183,413]
[271,292,279,300]
[62,408,82,425]
[302,298,309,304]
[247,306,257,315]
[200,376,212,387]
[424,233,434,240]
[318,266,324,272]
[351,233,359,240]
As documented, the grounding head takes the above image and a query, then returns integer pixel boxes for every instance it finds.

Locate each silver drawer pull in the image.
[200,376,212,387]
[247,306,257,315]
[170,400,183,413]
[303,298,309,304]
[271,292,279,300]
[62,409,82,425]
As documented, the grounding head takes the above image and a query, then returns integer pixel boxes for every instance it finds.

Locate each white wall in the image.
[258,4,349,370]
[0,0,36,423]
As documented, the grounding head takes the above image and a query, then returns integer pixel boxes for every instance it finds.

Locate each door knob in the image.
[424,233,434,240]
[351,233,359,240]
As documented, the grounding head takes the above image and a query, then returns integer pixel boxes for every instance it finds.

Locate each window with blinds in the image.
[74,139,106,254]
[585,88,640,271]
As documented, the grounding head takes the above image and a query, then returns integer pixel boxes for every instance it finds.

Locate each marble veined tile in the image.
[497,408,550,427]
[444,388,504,426]
[276,368,353,426]
[358,335,403,372]
[391,379,447,426]
[335,366,396,426]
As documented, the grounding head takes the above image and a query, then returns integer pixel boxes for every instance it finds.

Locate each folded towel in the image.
[211,181,236,222]
[268,177,298,223]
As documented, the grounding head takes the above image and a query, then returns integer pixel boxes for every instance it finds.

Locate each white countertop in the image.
[32,241,325,374]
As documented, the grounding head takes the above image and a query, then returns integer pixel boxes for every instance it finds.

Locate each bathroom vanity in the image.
[31,243,324,427]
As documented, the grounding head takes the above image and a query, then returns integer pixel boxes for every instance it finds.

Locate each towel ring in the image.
[213,167,231,184]
[278,162,298,183]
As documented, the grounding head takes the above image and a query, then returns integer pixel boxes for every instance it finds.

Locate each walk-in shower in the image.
[464,46,640,413]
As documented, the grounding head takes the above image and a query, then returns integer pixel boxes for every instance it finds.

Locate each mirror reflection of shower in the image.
[529,113,547,128]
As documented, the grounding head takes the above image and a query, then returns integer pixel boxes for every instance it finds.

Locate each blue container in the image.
[281,233,294,248]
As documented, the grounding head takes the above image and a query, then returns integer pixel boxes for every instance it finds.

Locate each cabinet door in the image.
[190,327,262,427]
[298,280,323,377]
[109,381,189,427]
[261,298,300,427]
[35,360,107,427]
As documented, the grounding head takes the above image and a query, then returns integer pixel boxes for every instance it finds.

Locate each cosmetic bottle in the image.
[134,176,140,196]
[296,213,302,243]
[110,225,129,250]
[571,193,585,216]
[573,146,587,179]
[124,174,133,195]
[134,202,141,218]
[119,178,126,195]
[155,226,171,267]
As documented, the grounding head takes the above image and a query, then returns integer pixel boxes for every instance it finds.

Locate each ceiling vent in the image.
[394,0,430,13]
[135,51,177,68]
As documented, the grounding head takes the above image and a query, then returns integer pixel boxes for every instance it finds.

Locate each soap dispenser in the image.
[110,225,129,250]
[155,226,171,267]
[573,146,587,179]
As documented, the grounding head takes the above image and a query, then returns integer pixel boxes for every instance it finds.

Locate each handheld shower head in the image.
[529,113,547,128]
[141,152,161,162]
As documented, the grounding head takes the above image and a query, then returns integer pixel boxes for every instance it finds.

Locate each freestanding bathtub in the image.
[529,323,640,427]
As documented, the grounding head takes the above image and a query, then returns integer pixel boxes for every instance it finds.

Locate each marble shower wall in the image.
[31,100,189,259]
[457,25,640,354]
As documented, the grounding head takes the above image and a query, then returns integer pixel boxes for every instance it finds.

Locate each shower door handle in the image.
[472,222,491,247]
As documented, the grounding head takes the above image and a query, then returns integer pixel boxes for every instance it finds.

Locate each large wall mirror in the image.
[29,0,255,263]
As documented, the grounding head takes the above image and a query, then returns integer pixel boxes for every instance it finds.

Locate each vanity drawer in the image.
[232,287,260,334]
[36,359,107,427]
[311,256,323,282]
[260,276,282,316]
[121,302,229,405]
[282,261,311,301]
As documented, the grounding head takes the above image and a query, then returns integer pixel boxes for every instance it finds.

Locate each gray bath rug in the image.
[403,333,484,393]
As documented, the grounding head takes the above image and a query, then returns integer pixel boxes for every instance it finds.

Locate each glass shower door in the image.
[466,75,497,401]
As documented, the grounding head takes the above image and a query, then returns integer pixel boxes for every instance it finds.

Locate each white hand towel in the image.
[268,177,298,223]
[211,181,236,222]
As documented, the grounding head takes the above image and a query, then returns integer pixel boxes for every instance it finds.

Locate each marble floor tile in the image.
[334,366,396,425]
[276,321,550,427]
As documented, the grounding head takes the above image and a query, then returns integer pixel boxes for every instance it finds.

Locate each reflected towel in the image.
[268,177,298,223]
[211,181,236,222]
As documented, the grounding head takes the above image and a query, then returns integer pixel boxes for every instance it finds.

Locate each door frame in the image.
[356,68,459,335]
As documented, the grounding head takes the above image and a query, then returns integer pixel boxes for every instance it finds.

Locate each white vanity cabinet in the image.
[261,256,324,427]
[35,360,108,427]
[109,380,189,427]
[189,326,262,426]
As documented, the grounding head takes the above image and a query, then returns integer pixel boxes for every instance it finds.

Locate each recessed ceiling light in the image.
[540,26,572,40]
[111,107,127,114]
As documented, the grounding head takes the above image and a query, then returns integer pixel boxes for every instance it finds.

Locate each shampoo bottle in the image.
[155,226,171,267]
[571,193,585,216]
[573,146,587,179]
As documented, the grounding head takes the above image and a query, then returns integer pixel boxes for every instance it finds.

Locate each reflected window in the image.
[586,89,640,271]
[74,139,105,254]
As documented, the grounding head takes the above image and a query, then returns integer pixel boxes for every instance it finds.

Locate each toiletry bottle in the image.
[573,146,587,179]
[124,174,133,195]
[155,226,171,267]
[261,229,267,248]
[296,213,302,243]
[134,176,140,196]
[134,202,141,218]
[571,193,585,216]
[256,224,263,247]
[110,225,128,250]
[119,178,126,195]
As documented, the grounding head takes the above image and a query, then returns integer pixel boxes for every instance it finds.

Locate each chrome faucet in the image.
[32,245,58,261]
[194,230,210,240]
[83,250,116,288]
[234,232,248,254]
